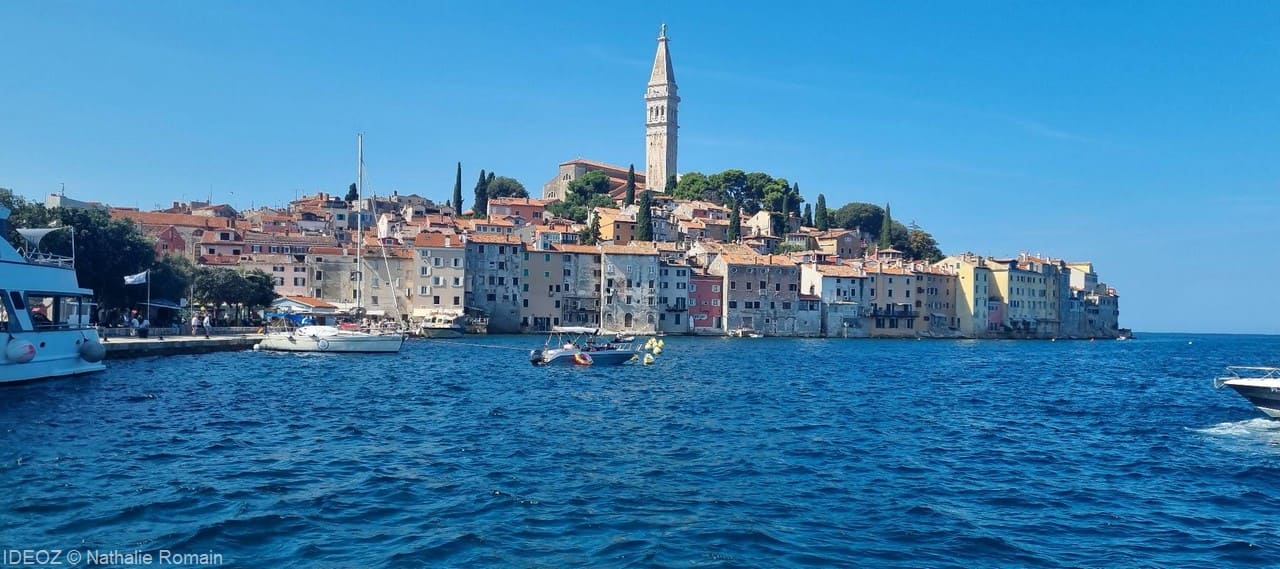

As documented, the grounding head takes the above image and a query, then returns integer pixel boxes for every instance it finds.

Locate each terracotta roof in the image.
[600,243,659,256]
[413,232,464,248]
[721,253,798,267]
[466,233,524,245]
[280,296,336,309]
[550,244,601,254]
[489,197,553,207]
[199,230,243,244]
[308,247,350,255]
[111,209,233,229]
[813,264,865,277]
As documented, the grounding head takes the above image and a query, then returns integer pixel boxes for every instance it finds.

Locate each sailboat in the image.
[258,134,405,353]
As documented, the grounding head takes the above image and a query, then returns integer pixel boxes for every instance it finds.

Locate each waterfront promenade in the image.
[101,331,259,359]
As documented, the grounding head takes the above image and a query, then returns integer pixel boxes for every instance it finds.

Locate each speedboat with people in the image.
[1214,366,1280,418]
[0,206,107,383]
[529,326,641,366]
[257,313,404,353]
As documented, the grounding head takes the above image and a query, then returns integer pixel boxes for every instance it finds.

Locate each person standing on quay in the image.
[190,313,201,336]
[202,313,212,338]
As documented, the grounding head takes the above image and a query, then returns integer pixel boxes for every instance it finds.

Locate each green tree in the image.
[815,193,829,231]
[486,176,528,199]
[906,226,944,262]
[878,203,893,248]
[665,174,677,193]
[191,267,278,322]
[635,191,653,241]
[547,171,616,222]
[803,203,813,227]
[452,162,463,214]
[623,164,636,206]
[830,202,884,235]
[772,192,791,237]
[671,171,716,202]
[727,200,741,242]
[472,169,487,217]
[580,215,601,245]
[345,183,359,202]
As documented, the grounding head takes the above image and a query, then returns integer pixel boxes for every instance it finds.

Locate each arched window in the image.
[624,313,633,328]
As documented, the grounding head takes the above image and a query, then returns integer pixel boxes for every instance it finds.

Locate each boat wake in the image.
[1195,418,1280,449]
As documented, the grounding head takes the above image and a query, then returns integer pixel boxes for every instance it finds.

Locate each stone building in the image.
[464,234,525,333]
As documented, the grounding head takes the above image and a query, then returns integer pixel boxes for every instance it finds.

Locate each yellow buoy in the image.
[653,346,662,355]
[643,353,655,365]
[657,339,665,348]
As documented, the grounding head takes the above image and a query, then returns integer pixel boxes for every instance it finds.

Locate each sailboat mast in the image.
[356,132,363,311]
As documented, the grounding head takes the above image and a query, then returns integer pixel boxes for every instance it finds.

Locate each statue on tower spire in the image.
[660,23,666,38]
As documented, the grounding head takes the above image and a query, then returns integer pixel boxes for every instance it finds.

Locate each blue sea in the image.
[2,333,1280,567]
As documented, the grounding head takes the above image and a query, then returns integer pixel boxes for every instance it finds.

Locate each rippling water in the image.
[3,333,1280,567]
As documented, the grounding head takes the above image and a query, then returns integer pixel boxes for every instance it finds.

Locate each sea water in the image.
[2,333,1279,567]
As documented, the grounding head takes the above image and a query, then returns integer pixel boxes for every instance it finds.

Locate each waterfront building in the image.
[240,253,310,298]
[645,25,678,193]
[411,232,466,317]
[935,254,993,338]
[710,252,801,336]
[464,233,525,333]
[656,258,691,334]
[916,264,960,337]
[551,244,604,329]
[988,258,1050,337]
[863,262,919,337]
[600,244,661,334]
[688,268,724,333]
[800,261,868,337]
[521,248,565,332]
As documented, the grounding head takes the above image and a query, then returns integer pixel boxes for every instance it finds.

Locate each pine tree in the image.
[879,203,893,248]
[803,204,813,227]
[727,200,741,242]
[623,164,636,206]
[635,190,653,241]
[452,162,463,214]
[473,169,487,217]
[815,193,829,231]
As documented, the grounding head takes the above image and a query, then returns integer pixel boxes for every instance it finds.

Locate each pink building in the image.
[689,270,724,333]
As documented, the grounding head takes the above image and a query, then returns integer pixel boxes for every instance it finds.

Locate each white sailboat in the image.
[258,134,404,353]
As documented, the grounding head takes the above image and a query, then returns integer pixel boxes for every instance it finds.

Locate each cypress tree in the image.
[623,164,636,206]
[473,169,487,217]
[775,193,790,236]
[815,193,829,231]
[665,174,677,193]
[803,204,813,227]
[582,215,601,245]
[727,200,741,242]
[879,203,893,248]
[635,190,653,241]
[791,183,801,217]
[452,162,463,214]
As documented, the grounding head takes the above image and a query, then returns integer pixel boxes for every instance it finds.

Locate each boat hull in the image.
[1220,380,1280,418]
[418,327,464,339]
[258,332,404,353]
[538,348,637,366]
[0,331,106,384]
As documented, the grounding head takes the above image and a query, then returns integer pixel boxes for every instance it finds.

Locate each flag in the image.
[124,271,148,285]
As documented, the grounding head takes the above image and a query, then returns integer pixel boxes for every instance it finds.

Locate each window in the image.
[419,286,430,295]
[452,277,462,287]
[712,285,721,292]
[486,293,496,301]
[731,282,737,290]
[727,300,736,308]
[453,296,460,306]
[782,302,791,309]
[371,296,379,305]
[293,277,305,286]
[315,271,323,281]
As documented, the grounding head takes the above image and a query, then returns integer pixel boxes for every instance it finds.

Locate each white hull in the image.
[0,330,106,384]
[258,328,404,353]
[418,327,464,339]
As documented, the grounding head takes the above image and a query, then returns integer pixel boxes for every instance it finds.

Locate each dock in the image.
[102,334,261,359]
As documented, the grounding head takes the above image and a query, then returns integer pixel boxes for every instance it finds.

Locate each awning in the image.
[143,299,182,309]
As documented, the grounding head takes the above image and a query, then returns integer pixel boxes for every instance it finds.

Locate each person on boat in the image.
[30,305,51,327]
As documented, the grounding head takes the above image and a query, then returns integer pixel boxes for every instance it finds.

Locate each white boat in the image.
[416,311,465,339]
[258,324,404,353]
[257,134,403,354]
[0,206,107,383]
[1214,366,1280,418]
[728,328,763,338]
[529,327,640,366]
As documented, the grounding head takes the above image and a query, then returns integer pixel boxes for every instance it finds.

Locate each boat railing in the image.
[1214,366,1280,388]
[19,248,75,268]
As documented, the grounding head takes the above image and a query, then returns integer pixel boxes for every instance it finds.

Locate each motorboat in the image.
[529,326,640,366]
[416,311,465,339]
[1215,366,1280,418]
[0,206,107,383]
[258,322,404,353]
[728,328,763,338]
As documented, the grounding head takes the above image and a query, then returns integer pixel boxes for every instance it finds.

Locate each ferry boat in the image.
[0,206,107,383]
[529,327,639,366]
[1214,366,1280,418]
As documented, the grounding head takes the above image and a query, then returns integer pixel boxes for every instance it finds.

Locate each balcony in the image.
[869,308,918,319]
[665,305,688,312]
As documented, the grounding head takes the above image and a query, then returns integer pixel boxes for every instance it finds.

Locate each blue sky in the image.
[2,2,1278,334]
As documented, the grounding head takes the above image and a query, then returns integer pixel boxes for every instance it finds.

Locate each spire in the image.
[649,24,675,87]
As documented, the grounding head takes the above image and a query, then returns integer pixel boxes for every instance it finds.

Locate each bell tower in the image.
[645,24,678,192]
